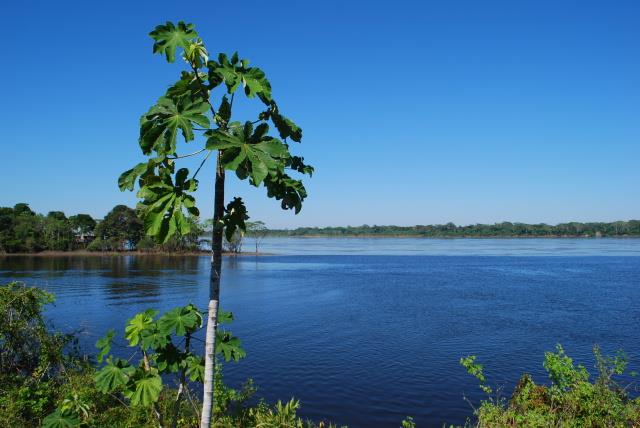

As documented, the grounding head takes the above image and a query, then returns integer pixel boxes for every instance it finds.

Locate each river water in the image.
[2,238,640,427]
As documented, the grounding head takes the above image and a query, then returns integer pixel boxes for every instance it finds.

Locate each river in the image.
[2,237,640,427]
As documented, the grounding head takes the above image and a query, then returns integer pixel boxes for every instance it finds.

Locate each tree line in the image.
[265,221,640,238]
[0,203,203,253]
[0,202,269,254]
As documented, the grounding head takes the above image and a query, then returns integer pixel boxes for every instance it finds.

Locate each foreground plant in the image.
[460,345,640,427]
[43,305,244,428]
[118,20,312,427]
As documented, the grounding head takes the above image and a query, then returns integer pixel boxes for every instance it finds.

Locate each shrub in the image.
[461,345,640,427]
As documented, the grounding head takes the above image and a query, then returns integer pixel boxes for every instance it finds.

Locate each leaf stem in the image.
[193,150,213,180]
[190,65,217,118]
[168,149,206,159]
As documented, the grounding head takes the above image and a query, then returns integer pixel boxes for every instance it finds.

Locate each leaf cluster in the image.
[94,304,245,408]
[120,21,313,243]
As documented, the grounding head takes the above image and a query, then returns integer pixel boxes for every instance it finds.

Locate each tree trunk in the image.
[200,153,225,428]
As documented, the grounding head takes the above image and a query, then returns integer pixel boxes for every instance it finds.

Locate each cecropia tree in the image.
[118,21,313,427]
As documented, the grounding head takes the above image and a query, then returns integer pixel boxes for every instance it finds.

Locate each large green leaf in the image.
[268,103,303,142]
[150,21,198,63]
[206,122,289,186]
[139,326,170,350]
[216,330,246,362]
[289,156,314,177]
[218,309,234,324]
[207,53,272,100]
[136,168,200,243]
[184,355,205,382]
[95,358,135,393]
[264,171,308,214]
[139,96,210,156]
[157,304,202,336]
[118,156,169,192]
[42,410,81,428]
[124,309,157,347]
[126,370,163,407]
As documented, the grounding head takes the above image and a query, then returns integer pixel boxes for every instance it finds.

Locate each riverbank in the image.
[0,250,271,257]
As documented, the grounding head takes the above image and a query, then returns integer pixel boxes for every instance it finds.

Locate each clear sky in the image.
[2,1,639,228]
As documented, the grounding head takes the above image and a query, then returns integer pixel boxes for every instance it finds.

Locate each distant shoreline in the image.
[261,234,640,239]
[2,235,639,257]
[0,250,271,257]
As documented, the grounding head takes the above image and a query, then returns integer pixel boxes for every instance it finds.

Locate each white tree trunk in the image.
[200,154,225,428]
[200,298,219,427]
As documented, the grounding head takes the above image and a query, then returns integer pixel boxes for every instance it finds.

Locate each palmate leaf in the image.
[184,355,205,382]
[150,21,198,63]
[216,330,246,362]
[137,168,200,243]
[95,358,135,393]
[264,171,308,214]
[289,156,314,177]
[42,410,81,428]
[139,326,170,350]
[124,309,157,347]
[207,52,272,101]
[139,96,210,156]
[206,122,289,186]
[157,304,202,336]
[218,309,234,324]
[125,369,163,407]
[118,155,168,192]
[271,109,302,142]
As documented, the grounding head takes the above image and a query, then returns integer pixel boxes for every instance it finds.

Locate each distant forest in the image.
[265,221,640,238]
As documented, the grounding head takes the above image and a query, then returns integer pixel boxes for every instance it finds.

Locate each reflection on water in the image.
[1,240,640,427]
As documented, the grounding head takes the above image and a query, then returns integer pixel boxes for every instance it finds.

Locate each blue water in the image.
[2,238,640,427]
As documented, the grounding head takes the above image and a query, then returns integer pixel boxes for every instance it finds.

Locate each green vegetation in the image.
[0,203,204,254]
[118,20,313,426]
[266,220,640,238]
[0,282,349,427]
[461,345,640,427]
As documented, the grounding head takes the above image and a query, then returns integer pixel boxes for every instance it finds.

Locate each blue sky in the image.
[2,1,639,228]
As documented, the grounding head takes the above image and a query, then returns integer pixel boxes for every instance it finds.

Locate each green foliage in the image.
[120,21,313,244]
[462,345,640,427]
[0,282,353,427]
[69,214,96,235]
[0,282,85,426]
[93,304,244,424]
[0,282,59,374]
[543,344,589,393]
[95,205,143,250]
[139,97,210,156]
[460,355,493,395]
[222,197,249,241]
[42,409,81,428]
[400,416,416,428]
[264,220,640,238]
[150,21,198,63]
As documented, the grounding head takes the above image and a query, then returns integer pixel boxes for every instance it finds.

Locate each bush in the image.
[461,345,640,427]
[0,282,82,426]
